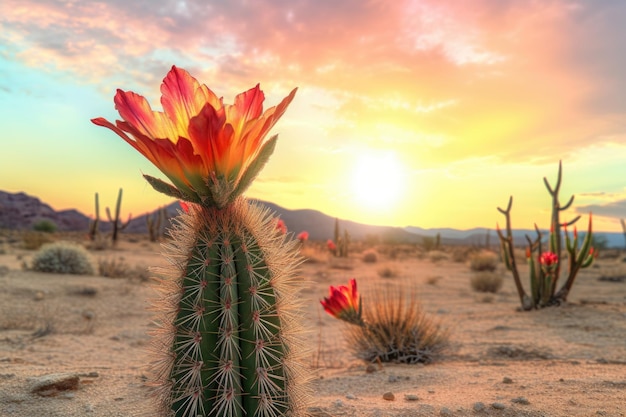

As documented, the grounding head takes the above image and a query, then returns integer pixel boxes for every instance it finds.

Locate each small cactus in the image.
[146,207,168,242]
[93,66,307,416]
[88,192,100,241]
[105,188,131,245]
[496,161,596,310]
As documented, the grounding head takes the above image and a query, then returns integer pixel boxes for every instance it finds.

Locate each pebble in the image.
[511,396,530,405]
[404,394,419,401]
[365,364,377,373]
[33,291,45,301]
[502,376,513,384]
[85,403,94,413]
[473,402,486,411]
[382,391,395,401]
[345,393,357,400]
[492,402,506,409]
[439,407,453,416]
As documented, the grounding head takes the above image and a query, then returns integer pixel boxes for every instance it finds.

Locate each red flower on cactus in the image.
[327,239,337,251]
[92,66,297,207]
[320,278,363,325]
[539,251,558,267]
[275,219,287,235]
[296,231,309,242]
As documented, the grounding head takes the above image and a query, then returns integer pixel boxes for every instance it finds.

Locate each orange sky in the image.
[1,0,626,232]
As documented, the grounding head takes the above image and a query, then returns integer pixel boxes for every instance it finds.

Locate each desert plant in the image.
[377,264,399,278]
[32,219,57,233]
[470,271,504,293]
[105,188,131,245]
[497,161,595,310]
[333,218,351,257]
[31,241,94,275]
[21,230,54,250]
[469,250,499,272]
[147,207,168,242]
[98,256,130,278]
[88,192,100,241]
[422,233,440,252]
[321,279,448,364]
[428,250,448,263]
[361,249,378,263]
[92,66,307,416]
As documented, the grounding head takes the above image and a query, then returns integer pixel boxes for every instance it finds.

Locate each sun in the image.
[351,152,406,211]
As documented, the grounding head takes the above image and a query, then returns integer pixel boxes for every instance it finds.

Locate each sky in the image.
[2,0,626,233]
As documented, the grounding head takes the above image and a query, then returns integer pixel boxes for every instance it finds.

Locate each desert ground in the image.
[0,231,625,417]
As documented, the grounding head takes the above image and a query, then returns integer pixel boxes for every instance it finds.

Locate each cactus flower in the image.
[275,218,287,234]
[327,239,337,251]
[92,65,297,208]
[321,278,363,325]
[297,231,309,242]
[540,251,558,268]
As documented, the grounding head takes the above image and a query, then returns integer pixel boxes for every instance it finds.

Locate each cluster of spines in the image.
[149,198,308,417]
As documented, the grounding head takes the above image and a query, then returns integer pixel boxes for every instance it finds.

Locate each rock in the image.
[511,396,530,405]
[382,391,395,401]
[29,373,80,396]
[492,402,506,409]
[388,374,398,383]
[404,394,419,401]
[502,376,513,384]
[473,402,486,411]
[365,363,377,373]
[440,407,453,416]
[345,393,357,400]
[33,291,45,301]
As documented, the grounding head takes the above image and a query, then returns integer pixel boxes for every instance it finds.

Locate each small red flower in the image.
[296,231,309,242]
[179,201,190,213]
[539,251,558,267]
[320,279,362,324]
[275,219,287,235]
[327,239,337,251]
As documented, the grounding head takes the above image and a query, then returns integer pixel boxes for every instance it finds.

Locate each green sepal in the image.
[143,175,202,204]
[227,135,278,206]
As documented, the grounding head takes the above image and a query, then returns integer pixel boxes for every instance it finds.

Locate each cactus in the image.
[147,207,168,242]
[496,161,595,310]
[92,66,307,416]
[105,188,131,245]
[332,219,351,258]
[88,192,100,241]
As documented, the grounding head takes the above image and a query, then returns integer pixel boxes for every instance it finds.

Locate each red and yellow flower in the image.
[92,66,296,207]
[320,278,363,325]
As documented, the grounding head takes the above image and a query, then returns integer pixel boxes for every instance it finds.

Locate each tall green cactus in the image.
[92,66,306,416]
[496,161,595,310]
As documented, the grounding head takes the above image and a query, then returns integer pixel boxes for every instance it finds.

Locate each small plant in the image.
[333,218,351,257]
[31,241,94,275]
[497,161,596,310]
[321,279,449,364]
[21,230,54,250]
[105,188,132,245]
[469,250,499,272]
[377,263,399,278]
[470,271,504,293]
[422,233,441,251]
[98,256,130,278]
[32,219,57,233]
[146,207,168,242]
[361,249,378,263]
[428,250,448,263]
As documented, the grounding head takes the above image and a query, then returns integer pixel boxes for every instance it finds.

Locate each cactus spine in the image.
[153,199,306,417]
[105,188,131,245]
[496,161,595,310]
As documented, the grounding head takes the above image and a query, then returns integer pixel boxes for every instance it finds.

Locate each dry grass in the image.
[470,271,504,293]
[345,284,449,364]
[428,250,448,263]
[469,250,499,272]
[21,231,54,250]
[98,256,131,278]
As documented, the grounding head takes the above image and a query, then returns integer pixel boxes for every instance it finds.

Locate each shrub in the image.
[428,250,448,263]
[361,249,378,263]
[345,286,449,364]
[470,271,504,293]
[32,219,57,233]
[98,257,130,278]
[377,264,399,278]
[31,242,94,275]
[469,250,499,272]
[22,231,54,250]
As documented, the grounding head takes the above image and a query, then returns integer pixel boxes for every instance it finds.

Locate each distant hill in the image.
[1,190,624,247]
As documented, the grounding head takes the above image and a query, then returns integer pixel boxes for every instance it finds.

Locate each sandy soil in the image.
[0,236,625,417]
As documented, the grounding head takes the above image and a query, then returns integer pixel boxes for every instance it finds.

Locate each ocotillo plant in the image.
[105,188,131,245]
[496,161,595,310]
[88,192,100,241]
[92,66,307,417]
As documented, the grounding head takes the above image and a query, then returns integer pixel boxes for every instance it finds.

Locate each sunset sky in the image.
[2,0,626,232]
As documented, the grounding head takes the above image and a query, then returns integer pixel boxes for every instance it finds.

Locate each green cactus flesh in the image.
[155,199,304,417]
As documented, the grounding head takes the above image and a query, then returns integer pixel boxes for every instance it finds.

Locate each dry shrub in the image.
[470,271,504,293]
[22,231,54,250]
[98,257,130,278]
[451,247,472,263]
[88,234,111,251]
[345,285,449,364]
[428,250,448,263]
[469,250,499,272]
[31,242,94,275]
[361,249,378,263]
[377,264,399,278]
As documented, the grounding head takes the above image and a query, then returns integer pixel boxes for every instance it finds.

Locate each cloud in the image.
[577,199,626,220]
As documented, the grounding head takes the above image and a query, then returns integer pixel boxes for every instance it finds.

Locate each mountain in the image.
[1,190,624,247]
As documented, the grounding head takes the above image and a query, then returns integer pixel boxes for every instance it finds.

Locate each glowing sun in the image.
[351,152,405,210]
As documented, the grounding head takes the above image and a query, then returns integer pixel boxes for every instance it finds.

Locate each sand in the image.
[0,236,625,417]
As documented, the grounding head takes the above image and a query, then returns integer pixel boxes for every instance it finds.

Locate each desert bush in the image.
[361,249,378,263]
[428,250,448,263]
[98,257,130,278]
[21,231,54,250]
[451,247,472,263]
[469,250,499,272]
[32,219,57,233]
[377,264,399,278]
[345,286,449,364]
[87,233,111,251]
[31,241,94,275]
[470,271,504,293]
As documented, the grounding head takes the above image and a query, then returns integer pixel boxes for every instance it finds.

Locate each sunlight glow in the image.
[351,152,406,211]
